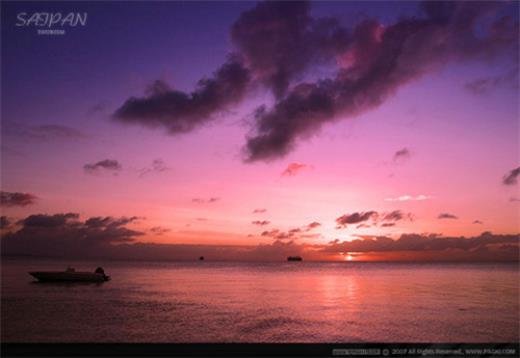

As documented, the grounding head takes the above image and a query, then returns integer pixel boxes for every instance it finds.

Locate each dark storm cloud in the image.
[438,213,458,220]
[230,1,349,99]
[2,213,143,258]
[243,2,518,161]
[112,1,517,162]
[321,232,519,256]
[336,210,412,228]
[502,166,520,185]
[0,191,38,207]
[113,57,251,134]
[83,159,122,173]
[252,220,270,226]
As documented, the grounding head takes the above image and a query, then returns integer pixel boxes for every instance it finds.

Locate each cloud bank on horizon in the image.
[113,1,518,162]
[1,212,518,262]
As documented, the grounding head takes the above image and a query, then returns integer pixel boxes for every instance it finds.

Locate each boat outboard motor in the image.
[95,267,110,281]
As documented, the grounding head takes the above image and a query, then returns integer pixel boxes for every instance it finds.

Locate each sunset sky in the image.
[1,1,519,261]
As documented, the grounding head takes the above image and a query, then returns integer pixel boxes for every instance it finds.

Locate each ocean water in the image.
[1,258,519,343]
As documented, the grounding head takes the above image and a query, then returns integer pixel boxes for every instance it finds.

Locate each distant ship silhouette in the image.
[287,256,303,261]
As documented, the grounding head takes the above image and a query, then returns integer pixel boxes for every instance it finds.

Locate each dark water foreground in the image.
[1,258,518,342]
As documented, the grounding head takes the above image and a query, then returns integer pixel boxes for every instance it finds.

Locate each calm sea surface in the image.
[1,258,519,342]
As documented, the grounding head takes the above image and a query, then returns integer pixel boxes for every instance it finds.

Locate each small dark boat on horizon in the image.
[287,256,303,261]
[29,267,110,283]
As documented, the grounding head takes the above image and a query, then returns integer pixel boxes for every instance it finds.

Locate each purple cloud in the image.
[438,213,458,220]
[0,191,38,207]
[503,166,520,185]
[252,220,270,226]
[84,159,122,174]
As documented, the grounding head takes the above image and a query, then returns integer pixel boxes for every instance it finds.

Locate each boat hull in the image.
[29,271,110,282]
[287,256,303,261]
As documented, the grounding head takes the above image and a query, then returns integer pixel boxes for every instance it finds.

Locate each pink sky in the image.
[1,1,519,261]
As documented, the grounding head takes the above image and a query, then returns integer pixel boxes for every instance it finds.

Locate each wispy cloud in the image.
[149,226,171,235]
[502,166,520,185]
[438,213,458,220]
[0,191,38,207]
[385,194,431,202]
[1,145,24,157]
[305,222,321,231]
[5,122,86,141]
[281,162,308,177]
[252,220,270,226]
[84,159,122,174]
[336,211,377,228]
[260,221,323,241]
[192,197,220,204]
[464,68,518,95]
[87,101,109,116]
[336,210,412,229]
[139,159,170,177]
[393,148,411,163]
[252,208,267,214]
